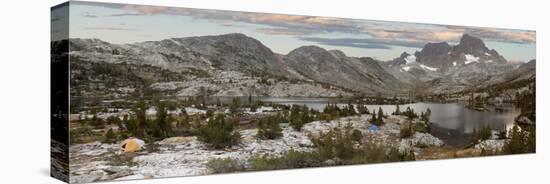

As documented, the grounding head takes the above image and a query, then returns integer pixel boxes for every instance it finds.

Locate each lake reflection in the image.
[258,97,520,135]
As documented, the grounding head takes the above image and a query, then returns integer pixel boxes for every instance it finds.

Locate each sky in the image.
[54,1,536,62]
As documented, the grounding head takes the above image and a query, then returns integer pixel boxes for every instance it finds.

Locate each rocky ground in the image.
[69,114,445,183]
[150,70,352,97]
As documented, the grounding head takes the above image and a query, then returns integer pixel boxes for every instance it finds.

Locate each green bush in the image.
[249,150,322,171]
[356,100,369,114]
[351,129,363,142]
[206,158,245,174]
[289,105,312,131]
[197,114,241,149]
[345,141,415,165]
[472,126,492,144]
[413,122,428,133]
[402,107,418,120]
[361,141,387,163]
[399,123,414,138]
[257,114,283,140]
[104,128,117,144]
[90,115,105,129]
[311,128,356,160]
[248,127,416,170]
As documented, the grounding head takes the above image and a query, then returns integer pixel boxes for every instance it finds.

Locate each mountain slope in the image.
[285,46,406,93]
[69,33,532,96]
[70,34,407,94]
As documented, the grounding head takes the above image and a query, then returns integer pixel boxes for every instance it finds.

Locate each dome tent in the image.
[121,138,145,153]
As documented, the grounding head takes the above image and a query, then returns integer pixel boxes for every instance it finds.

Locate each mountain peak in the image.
[399,52,411,58]
[329,49,347,58]
[218,32,249,39]
[416,42,451,57]
[288,45,328,55]
[455,34,488,55]
[460,34,483,44]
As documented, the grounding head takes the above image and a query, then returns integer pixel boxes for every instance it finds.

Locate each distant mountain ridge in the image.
[69,33,534,95]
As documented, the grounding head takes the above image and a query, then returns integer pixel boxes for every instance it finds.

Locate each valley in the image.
[60,33,536,183]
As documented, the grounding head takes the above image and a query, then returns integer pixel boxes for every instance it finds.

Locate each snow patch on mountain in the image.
[464,54,480,64]
[169,38,182,46]
[419,64,438,71]
[405,55,416,64]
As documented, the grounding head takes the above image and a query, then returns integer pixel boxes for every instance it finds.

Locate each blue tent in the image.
[368,125,380,132]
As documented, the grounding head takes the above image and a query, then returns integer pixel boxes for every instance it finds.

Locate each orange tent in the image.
[121,138,145,153]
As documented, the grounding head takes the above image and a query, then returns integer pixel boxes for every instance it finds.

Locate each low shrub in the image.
[197,114,241,149]
[104,128,117,144]
[472,126,492,144]
[249,150,322,171]
[206,158,245,174]
[257,114,283,140]
[399,123,414,138]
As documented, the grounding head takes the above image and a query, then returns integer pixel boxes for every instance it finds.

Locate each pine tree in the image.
[425,108,432,117]
[378,107,385,120]
[393,104,401,115]
[131,100,148,138]
[229,97,240,114]
[155,101,173,139]
[371,110,377,122]
[351,105,356,115]
[300,105,311,126]
[502,125,525,154]
[357,99,369,114]
[289,105,302,130]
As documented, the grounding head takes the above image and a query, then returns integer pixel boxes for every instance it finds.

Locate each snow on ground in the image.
[402,66,412,72]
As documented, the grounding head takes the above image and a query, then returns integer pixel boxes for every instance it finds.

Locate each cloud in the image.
[221,23,244,27]
[255,28,314,36]
[454,26,536,44]
[121,4,168,15]
[297,37,427,49]
[74,1,535,44]
[83,27,141,31]
[364,29,464,44]
[110,13,142,17]
[82,12,98,18]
